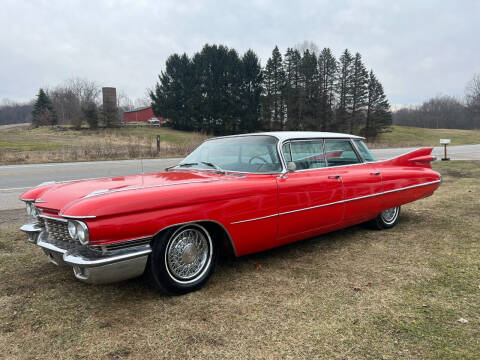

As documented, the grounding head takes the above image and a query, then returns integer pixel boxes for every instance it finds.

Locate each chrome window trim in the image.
[348,138,365,163]
[279,137,365,173]
[230,179,441,225]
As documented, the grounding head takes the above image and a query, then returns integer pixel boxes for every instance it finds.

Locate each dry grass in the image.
[0,124,206,164]
[0,161,479,359]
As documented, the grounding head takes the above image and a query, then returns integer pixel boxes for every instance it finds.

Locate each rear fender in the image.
[381,148,435,169]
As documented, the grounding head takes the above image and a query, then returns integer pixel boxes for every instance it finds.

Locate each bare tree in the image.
[466,73,480,128]
[117,90,135,111]
[49,78,101,128]
[64,77,101,106]
[294,41,320,55]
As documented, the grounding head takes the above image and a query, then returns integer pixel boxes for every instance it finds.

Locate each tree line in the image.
[0,99,33,125]
[393,74,480,129]
[151,44,392,138]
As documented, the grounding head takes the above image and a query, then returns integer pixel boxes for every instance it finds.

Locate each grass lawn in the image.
[0,161,479,359]
[0,124,206,164]
[372,125,480,148]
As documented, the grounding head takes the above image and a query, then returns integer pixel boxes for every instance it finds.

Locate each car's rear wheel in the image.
[369,206,401,230]
[148,224,217,295]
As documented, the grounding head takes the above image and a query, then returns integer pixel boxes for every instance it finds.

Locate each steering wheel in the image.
[249,155,268,171]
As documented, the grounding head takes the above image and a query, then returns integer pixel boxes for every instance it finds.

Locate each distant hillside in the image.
[371,125,480,147]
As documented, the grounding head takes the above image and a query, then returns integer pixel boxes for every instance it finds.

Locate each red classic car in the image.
[20,132,441,294]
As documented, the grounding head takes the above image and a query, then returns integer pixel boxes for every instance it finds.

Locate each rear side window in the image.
[324,139,361,167]
[354,140,376,162]
[287,140,326,170]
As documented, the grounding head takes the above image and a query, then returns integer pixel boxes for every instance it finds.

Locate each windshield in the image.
[354,139,376,162]
[179,135,282,173]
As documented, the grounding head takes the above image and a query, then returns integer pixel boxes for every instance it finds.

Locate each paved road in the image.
[1,158,180,210]
[371,144,480,161]
[1,144,479,210]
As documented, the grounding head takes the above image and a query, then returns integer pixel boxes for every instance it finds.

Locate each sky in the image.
[1,0,480,106]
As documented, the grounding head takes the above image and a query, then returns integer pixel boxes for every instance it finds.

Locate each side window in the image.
[282,142,292,162]
[289,140,326,170]
[354,140,376,162]
[324,139,361,167]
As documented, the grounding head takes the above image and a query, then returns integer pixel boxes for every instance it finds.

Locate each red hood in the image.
[22,171,226,213]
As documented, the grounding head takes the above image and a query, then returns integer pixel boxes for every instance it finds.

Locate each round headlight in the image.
[76,222,89,245]
[67,221,77,239]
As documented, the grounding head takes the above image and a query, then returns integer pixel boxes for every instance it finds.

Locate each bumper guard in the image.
[21,223,152,284]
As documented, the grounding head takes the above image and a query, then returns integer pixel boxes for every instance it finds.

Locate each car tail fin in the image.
[383,148,435,168]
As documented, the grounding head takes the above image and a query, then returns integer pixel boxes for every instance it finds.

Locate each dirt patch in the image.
[0,209,29,226]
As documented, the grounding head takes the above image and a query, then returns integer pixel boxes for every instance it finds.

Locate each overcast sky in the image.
[2,0,480,106]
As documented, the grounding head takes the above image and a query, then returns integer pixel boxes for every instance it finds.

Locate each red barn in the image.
[122,106,166,124]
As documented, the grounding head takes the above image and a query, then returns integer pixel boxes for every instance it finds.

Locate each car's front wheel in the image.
[369,206,401,230]
[148,224,217,295]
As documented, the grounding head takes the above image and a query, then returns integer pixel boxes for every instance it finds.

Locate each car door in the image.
[324,139,383,225]
[276,139,344,246]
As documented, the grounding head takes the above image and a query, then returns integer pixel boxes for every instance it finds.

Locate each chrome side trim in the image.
[230,213,278,225]
[230,179,441,224]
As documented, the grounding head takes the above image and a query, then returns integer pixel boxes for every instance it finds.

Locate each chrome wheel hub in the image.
[166,227,210,282]
[381,206,399,224]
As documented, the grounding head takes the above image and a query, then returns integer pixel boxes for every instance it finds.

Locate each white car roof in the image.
[213,131,364,142]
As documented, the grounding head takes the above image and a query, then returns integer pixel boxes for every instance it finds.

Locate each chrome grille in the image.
[104,238,151,251]
[42,218,72,243]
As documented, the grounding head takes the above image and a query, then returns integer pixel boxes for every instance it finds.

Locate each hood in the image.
[22,171,227,213]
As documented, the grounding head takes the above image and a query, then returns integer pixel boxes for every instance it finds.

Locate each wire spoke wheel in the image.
[380,206,399,225]
[165,226,212,284]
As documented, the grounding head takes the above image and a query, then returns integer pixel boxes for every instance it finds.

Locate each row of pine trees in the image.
[151,44,392,138]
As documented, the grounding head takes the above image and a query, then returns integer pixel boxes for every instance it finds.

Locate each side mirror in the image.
[287,161,296,172]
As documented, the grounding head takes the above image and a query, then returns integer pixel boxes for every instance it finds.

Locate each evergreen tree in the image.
[349,52,368,134]
[283,48,302,130]
[299,50,320,130]
[151,53,195,131]
[365,70,392,138]
[32,88,57,127]
[336,49,354,132]
[317,48,338,131]
[239,50,263,133]
[262,46,286,130]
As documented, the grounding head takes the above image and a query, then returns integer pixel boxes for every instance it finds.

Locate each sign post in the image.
[440,139,450,161]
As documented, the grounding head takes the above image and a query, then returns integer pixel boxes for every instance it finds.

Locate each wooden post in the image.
[440,139,450,161]
[156,135,160,154]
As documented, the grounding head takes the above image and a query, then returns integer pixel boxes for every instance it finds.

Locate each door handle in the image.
[328,175,341,180]
[370,171,381,175]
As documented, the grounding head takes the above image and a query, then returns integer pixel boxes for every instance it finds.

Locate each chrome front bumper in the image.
[20,223,151,284]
